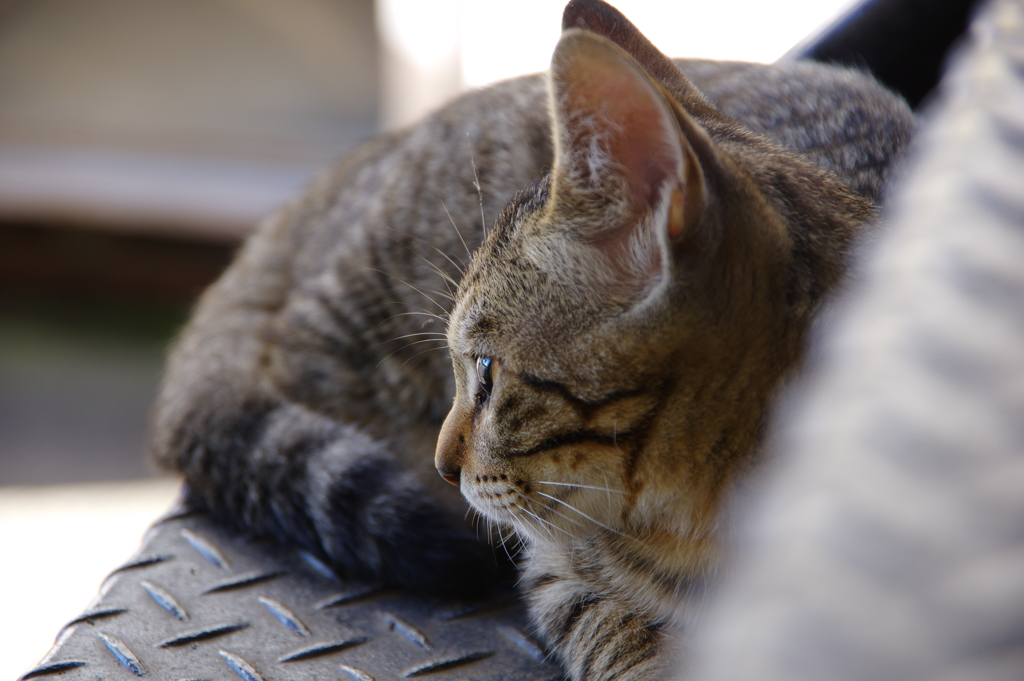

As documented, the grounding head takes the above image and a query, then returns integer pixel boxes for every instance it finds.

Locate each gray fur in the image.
[150,0,913,673]
[691,0,1024,678]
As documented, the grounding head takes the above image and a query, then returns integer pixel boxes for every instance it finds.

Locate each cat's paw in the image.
[313,454,515,598]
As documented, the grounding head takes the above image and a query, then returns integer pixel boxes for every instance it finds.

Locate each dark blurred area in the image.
[792,0,979,108]
[0,0,379,484]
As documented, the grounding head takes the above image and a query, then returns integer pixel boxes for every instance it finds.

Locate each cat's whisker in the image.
[395,241,463,304]
[383,223,468,275]
[375,234,461,308]
[372,331,447,353]
[399,344,449,367]
[366,268,452,313]
[430,263,458,303]
[426,249,465,282]
[425,287,454,302]
[390,303,452,332]
[514,491,588,533]
[394,337,448,356]
[375,344,412,367]
[524,480,625,495]
[485,507,527,562]
[374,335,442,366]
[391,331,448,339]
[519,521,550,545]
[374,337,446,368]
[396,337,448,349]
[512,493,579,540]
[603,472,614,522]
[503,522,525,559]
[408,303,451,322]
[534,491,633,541]
[511,496,575,541]
[529,499,591,535]
[469,153,487,237]
[497,522,512,545]
[405,280,454,303]
[437,196,472,261]
[388,240,461,297]
[382,310,449,327]
[497,513,530,567]
[484,515,501,563]
[425,245,466,281]
[496,520,516,563]
[521,492,628,545]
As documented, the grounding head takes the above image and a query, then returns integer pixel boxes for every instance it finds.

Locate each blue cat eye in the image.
[475,356,494,405]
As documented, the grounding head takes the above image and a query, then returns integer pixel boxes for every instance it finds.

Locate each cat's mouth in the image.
[465,474,527,521]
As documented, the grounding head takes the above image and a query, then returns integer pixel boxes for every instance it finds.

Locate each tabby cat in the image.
[151,1,912,678]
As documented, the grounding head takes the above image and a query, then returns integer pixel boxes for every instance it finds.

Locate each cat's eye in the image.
[475,356,496,406]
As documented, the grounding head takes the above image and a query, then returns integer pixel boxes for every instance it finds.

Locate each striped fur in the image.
[435,1,913,678]
[151,1,911,676]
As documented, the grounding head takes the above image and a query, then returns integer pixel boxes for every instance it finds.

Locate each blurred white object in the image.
[377,0,857,128]
[377,0,462,130]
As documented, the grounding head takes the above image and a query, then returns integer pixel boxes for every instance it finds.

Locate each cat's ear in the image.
[561,0,722,122]
[548,29,707,293]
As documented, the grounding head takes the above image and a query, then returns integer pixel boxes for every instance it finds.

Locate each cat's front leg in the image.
[523,546,670,681]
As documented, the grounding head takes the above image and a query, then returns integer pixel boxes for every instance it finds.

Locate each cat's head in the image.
[436,0,869,551]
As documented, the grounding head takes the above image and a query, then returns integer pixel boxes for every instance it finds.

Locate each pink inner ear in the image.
[550,31,698,296]
[557,41,684,215]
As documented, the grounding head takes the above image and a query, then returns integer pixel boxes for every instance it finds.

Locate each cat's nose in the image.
[436,404,469,487]
[436,448,462,486]
[437,464,461,487]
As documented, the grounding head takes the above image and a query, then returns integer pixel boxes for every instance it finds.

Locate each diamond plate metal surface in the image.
[25,502,563,681]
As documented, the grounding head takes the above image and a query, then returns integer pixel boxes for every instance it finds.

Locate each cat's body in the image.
[151,2,913,678]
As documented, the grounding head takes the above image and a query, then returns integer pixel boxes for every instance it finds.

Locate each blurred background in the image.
[0,0,853,676]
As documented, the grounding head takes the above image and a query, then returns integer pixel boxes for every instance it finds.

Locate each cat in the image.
[150,0,913,678]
